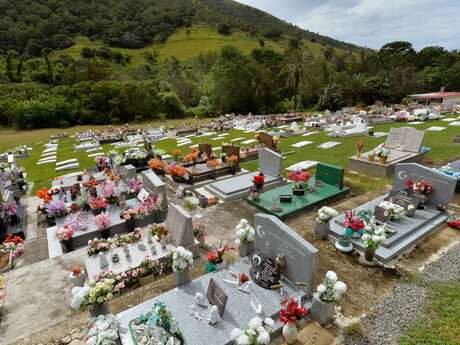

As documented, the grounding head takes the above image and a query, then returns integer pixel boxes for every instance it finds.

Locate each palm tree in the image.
[339,73,375,106]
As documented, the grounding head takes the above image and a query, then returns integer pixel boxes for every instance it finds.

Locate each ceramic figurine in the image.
[207,305,219,324]
[195,292,207,306]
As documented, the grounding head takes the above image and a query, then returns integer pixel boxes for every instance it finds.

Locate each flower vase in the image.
[335,236,353,253]
[311,294,335,326]
[379,156,388,164]
[175,269,190,286]
[69,272,85,287]
[60,238,74,253]
[139,274,155,286]
[251,192,260,202]
[100,228,111,240]
[282,322,299,344]
[364,247,375,262]
[238,242,254,257]
[314,222,330,240]
[206,262,216,273]
[46,215,56,226]
[199,195,208,208]
[126,218,135,233]
[88,302,109,318]
[292,187,305,196]
[368,153,375,161]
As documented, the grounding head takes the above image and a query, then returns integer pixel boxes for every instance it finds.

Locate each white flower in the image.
[257,331,270,344]
[317,284,326,293]
[325,271,337,282]
[372,235,380,242]
[264,318,274,328]
[236,334,250,345]
[334,281,347,298]
[248,317,262,330]
[231,328,243,341]
[240,219,248,226]
[362,234,370,241]
[85,336,97,345]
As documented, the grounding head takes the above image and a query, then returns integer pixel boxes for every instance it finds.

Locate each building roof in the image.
[409,92,460,99]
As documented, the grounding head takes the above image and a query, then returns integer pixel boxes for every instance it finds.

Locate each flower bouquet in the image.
[342,210,365,238]
[87,238,112,256]
[279,298,307,344]
[251,173,265,197]
[447,215,460,229]
[102,181,118,204]
[137,257,162,285]
[81,278,115,316]
[172,246,193,286]
[311,271,347,326]
[406,178,435,208]
[375,144,390,163]
[127,178,143,195]
[115,228,142,246]
[70,266,85,287]
[129,301,184,345]
[230,317,274,345]
[166,164,187,183]
[57,224,75,252]
[378,201,405,221]
[95,212,111,239]
[315,206,339,240]
[47,200,67,218]
[36,188,51,203]
[121,208,140,232]
[205,242,234,272]
[287,170,310,195]
[361,217,387,261]
[84,314,119,345]
[90,197,107,215]
[148,158,166,175]
[172,149,182,161]
[235,218,255,257]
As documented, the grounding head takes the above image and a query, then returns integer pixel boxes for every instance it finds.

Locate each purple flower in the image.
[47,200,66,217]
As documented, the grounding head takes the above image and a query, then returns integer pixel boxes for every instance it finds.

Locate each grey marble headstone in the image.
[141,170,168,210]
[254,214,318,297]
[118,165,137,184]
[394,163,456,206]
[449,159,460,171]
[166,203,194,247]
[258,148,282,177]
[386,127,424,153]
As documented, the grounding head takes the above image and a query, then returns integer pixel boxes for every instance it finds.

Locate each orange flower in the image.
[184,153,196,162]
[174,165,186,177]
[207,159,219,168]
[227,155,239,166]
[36,188,51,203]
[148,158,166,171]
[173,149,182,157]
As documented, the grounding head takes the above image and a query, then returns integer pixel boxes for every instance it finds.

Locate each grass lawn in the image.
[2,118,459,194]
[399,279,460,345]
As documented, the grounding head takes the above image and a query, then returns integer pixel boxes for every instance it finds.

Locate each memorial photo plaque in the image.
[393,191,416,211]
[374,205,390,223]
[249,253,280,289]
[206,278,228,317]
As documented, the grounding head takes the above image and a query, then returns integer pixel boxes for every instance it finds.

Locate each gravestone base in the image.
[348,151,425,178]
[165,168,249,191]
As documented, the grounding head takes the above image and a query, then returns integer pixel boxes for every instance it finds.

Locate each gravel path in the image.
[360,241,460,345]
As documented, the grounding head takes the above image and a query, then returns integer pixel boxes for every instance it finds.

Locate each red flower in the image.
[206,252,219,263]
[405,178,414,190]
[253,175,265,185]
[279,298,307,324]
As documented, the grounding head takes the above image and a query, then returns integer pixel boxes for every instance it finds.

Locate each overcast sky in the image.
[235,0,460,50]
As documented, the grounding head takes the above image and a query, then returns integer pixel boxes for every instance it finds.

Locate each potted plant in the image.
[138,257,161,286]
[121,208,139,232]
[69,266,85,287]
[95,212,111,239]
[235,219,255,257]
[315,207,339,240]
[90,197,107,215]
[205,243,234,273]
[361,217,386,262]
[375,145,390,164]
[287,170,310,196]
[356,140,364,158]
[279,297,308,344]
[57,224,75,252]
[230,317,274,345]
[311,271,347,326]
[148,158,166,176]
[172,246,193,286]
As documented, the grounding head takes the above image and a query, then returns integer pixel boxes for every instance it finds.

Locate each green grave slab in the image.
[247,178,350,219]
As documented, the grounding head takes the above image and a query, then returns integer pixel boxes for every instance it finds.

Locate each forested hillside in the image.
[0,1,459,129]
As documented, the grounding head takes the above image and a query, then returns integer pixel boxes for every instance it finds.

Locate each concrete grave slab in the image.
[373,132,388,138]
[408,121,424,125]
[318,141,341,149]
[88,152,104,158]
[55,163,80,171]
[56,158,78,166]
[441,118,457,122]
[448,121,460,126]
[230,137,245,142]
[286,160,318,171]
[426,126,446,131]
[291,141,313,148]
[302,132,319,137]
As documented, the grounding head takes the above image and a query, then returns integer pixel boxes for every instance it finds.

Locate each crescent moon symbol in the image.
[398,170,407,181]
[256,225,266,238]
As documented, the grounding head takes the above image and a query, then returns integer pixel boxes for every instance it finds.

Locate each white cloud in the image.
[235,0,460,50]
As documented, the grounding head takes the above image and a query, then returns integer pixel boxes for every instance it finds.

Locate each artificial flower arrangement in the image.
[171,246,193,272]
[72,266,84,277]
[81,278,115,308]
[184,149,199,163]
[122,148,147,162]
[152,224,169,242]
[279,297,308,325]
[47,200,67,217]
[361,217,387,251]
[235,219,255,245]
[127,178,143,195]
[406,178,435,196]
[227,155,239,166]
[84,314,119,345]
[64,211,88,232]
[251,173,265,193]
[138,193,163,215]
[207,159,220,169]
[36,188,51,203]
[316,206,339,223]
[121,208,140,221]
[129,301,184,345]
[57,224,75,241]
[378,201,405,220]
[172,149,182,160]
[147,158,166,172]
[167,164,187,181]
[206,243,234,272]
[1,235,24,258]
[114,228,142,246]
[75,195,89,210]
[102,181,118,203]
[87,238,112,256]
[316,271,347,303]
[374,144,390,158]
[207,195,219,206]
[447,215,460,229]
[90,197,107,211]
[287,170,310,190]
[0,201,18,216]
[230,317,274,345]
[95,156,110,171]
[137,256,162,278]
[84,178,98,188]
[356,140,365,157]
[342,210,365,237]
[192,216,206,243]
[95,212,111,230]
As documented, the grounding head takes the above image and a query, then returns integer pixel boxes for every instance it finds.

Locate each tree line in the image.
[0,40,459,129]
